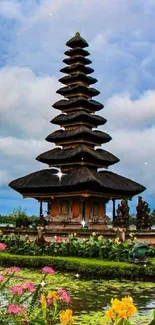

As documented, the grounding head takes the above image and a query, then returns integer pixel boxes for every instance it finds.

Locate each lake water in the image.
[43,271,155,323]
[0,267,154,324]
[69,277,155,315]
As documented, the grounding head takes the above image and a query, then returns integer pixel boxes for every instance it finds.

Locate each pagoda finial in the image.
[75,32,80,37]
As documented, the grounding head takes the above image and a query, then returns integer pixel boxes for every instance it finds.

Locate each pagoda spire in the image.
[9,34,146,203]
[36,33,119,171]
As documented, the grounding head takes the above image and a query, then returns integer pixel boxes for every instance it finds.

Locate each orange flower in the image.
[106,307,114,319]
[47,291,59,301]
[119,310,127,319]
[60,309,73,325]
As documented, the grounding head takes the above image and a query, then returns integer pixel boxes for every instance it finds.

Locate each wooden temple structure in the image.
[9,33,146,230]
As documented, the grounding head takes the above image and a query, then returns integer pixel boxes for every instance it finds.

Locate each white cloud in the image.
[0,0,23,20]
[104,91,155,130]
[0,66,58,188]
[0,136,52,186]
[99,91,155,196]
[0,170,12,186]
[0,137,50,160]
[3,0,155,93]
[0,66,59,138]
[104,127,155,192]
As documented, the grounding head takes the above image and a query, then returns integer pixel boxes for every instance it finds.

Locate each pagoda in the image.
[9,33,146,229]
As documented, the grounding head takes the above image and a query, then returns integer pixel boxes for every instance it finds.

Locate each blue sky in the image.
[1,0,155,217]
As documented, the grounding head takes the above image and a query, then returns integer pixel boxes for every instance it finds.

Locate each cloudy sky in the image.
[0,0,155,217]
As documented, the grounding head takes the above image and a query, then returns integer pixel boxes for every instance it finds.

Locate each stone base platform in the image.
[47,221,108,230]
[0,226,155,243]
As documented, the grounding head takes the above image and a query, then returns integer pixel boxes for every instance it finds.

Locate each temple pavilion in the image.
[9,33,146,229]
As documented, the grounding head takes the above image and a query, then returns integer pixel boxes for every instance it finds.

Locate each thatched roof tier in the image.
[36,145,119,168]
[60,64,94,75]
[64,48,90,57]
[9,167,146,197]
[59,73,97,86]
[51,111,106,127]
[45,126,111,145]
[63,56,92,66]
[52,97,103,112]
[56,85,100,98]
[66,33,89,49]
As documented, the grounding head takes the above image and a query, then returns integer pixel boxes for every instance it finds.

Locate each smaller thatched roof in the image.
[60,63,94,75]
[45,126,112,145]
[52,97,103,111]
[57,85,100,97]
[63,56,92,66]
[51,110,106,127]
[64,47,90,57]
[59,73,97,85]
[36,144,119,168]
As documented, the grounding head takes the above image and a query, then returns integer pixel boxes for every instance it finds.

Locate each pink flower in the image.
[23,282,35,292]
[8,304,26,315]
[6,266,21,273]
[11,285,24,295]
[58,288,71,303]
[42,266,55,274]
[0,274,5,282]
[0,243,7,251]
[47,298,52,305]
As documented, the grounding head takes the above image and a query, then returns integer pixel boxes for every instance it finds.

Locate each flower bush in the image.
[0,232,154,261]
[0,234,134,261]
[0,265,73,325]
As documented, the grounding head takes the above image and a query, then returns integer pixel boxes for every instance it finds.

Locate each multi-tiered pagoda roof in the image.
[9,33,145,199]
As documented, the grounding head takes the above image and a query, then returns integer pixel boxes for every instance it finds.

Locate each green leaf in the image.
[148,321,155,325]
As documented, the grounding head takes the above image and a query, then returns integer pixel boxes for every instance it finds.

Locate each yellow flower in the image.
[40,294,47,311]
[92,232,96,236]
[106,296,137,322]
[111,298,122,313]
[47,291,59,300]
[114,237,120,245]
[98,235,103,241]
[129,233,133,238]
[60,309,73,325]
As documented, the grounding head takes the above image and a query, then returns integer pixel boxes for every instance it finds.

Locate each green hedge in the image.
[0,252,155,279]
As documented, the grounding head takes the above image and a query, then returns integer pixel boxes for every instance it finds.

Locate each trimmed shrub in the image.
[0,252,154,279]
